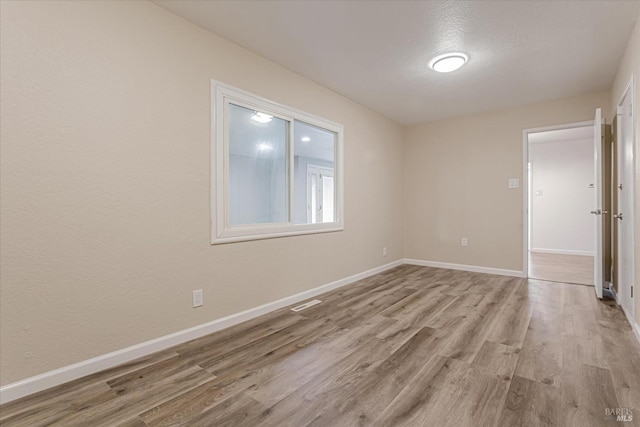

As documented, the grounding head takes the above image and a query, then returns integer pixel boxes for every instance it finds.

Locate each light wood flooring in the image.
[1,265,639,426]
[529,251,594,286]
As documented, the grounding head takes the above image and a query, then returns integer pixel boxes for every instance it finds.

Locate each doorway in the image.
[307,164,335,223]
[525,123,596,285]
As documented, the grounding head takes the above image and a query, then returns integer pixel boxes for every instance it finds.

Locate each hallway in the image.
[529,252,594,286]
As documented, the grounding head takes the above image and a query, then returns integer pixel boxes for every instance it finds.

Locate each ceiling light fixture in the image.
[251,112,273,123]
[301,136,311,142]
[430,53,468,73]
[257,142,273,151]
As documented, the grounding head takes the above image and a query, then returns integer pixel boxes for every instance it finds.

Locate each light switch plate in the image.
[508,178,520,188]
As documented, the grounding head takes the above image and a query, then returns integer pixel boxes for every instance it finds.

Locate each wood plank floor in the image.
[529,252,594,286]
[2,265,639,426]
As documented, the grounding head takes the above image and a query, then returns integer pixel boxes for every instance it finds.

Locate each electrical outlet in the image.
[383,247,387,257]
[192,289,203,308]
[461,237,468,247]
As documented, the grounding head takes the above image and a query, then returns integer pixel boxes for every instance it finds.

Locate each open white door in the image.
[592,108,604,299]
[617,88,635,317]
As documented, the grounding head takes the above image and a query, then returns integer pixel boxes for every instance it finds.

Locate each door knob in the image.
[590,210,601,215]
[614,213,623,220]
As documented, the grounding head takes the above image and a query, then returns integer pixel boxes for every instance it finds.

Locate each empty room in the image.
[1,1,640,426]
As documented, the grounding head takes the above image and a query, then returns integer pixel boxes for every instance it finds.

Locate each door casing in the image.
[522,120,594,278]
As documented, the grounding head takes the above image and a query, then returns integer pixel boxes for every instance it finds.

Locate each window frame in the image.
[211,80,344,244]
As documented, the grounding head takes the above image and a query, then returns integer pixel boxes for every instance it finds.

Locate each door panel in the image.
[593,108,603,299]
[603,123,612,285]
[617,93,635,316]
[611,116,619,293]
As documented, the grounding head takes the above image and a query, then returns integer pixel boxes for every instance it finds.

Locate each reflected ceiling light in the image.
[257,142,273,151]
[251,112,273,123]
[430,53,468,73]
[301,136,311,142]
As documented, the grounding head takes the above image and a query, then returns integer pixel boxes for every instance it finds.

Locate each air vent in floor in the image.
[290,299,322,312]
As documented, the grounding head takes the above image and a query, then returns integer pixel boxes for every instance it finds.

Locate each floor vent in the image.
[291,299,322,312]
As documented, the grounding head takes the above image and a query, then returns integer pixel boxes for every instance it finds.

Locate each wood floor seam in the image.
[1,265,638,427]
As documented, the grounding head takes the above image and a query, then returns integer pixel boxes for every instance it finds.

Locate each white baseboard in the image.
[530,248,595,256]
[610,285,619,303]
[403,258,526,278]
[621,303,640,346]
[633,321,640,346]
[0,259,404,405]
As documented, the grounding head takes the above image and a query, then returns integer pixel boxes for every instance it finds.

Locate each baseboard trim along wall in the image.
[621,304,640,346]
[0,259,405,404]
[530,248,595,256]
[0,256,554,404]
[404,258,526,278]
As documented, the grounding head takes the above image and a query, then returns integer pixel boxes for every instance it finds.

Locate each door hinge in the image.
[631,286,634,298]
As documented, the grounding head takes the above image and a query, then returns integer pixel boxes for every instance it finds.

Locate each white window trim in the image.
[211,80,344,244]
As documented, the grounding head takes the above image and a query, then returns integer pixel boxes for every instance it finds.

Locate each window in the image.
[211,81,344,244]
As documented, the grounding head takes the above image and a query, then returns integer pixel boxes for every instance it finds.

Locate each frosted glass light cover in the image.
[431,53,468,73]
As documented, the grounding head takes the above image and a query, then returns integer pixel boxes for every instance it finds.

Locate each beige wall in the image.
[403,91,610,272]
[0,1,404,385]
[1,0,637,391]
[610,18,640,326]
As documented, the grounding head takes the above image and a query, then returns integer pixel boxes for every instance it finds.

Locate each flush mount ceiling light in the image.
[251,111,273,123]
[430,52,469,73]
[257,142,273,151]
[301,136,311,142]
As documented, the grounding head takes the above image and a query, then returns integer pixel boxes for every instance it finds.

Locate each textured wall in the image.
[403,91,610,272]
[0,1,404,385]
[1,0,637,391]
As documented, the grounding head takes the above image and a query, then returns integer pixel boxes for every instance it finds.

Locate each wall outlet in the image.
[461,237,468,247]
[383,247,387,257]
[192,289,203,308]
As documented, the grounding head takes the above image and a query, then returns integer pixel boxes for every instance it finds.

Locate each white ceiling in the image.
[155,0,640,125]
[528,125,594,144]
